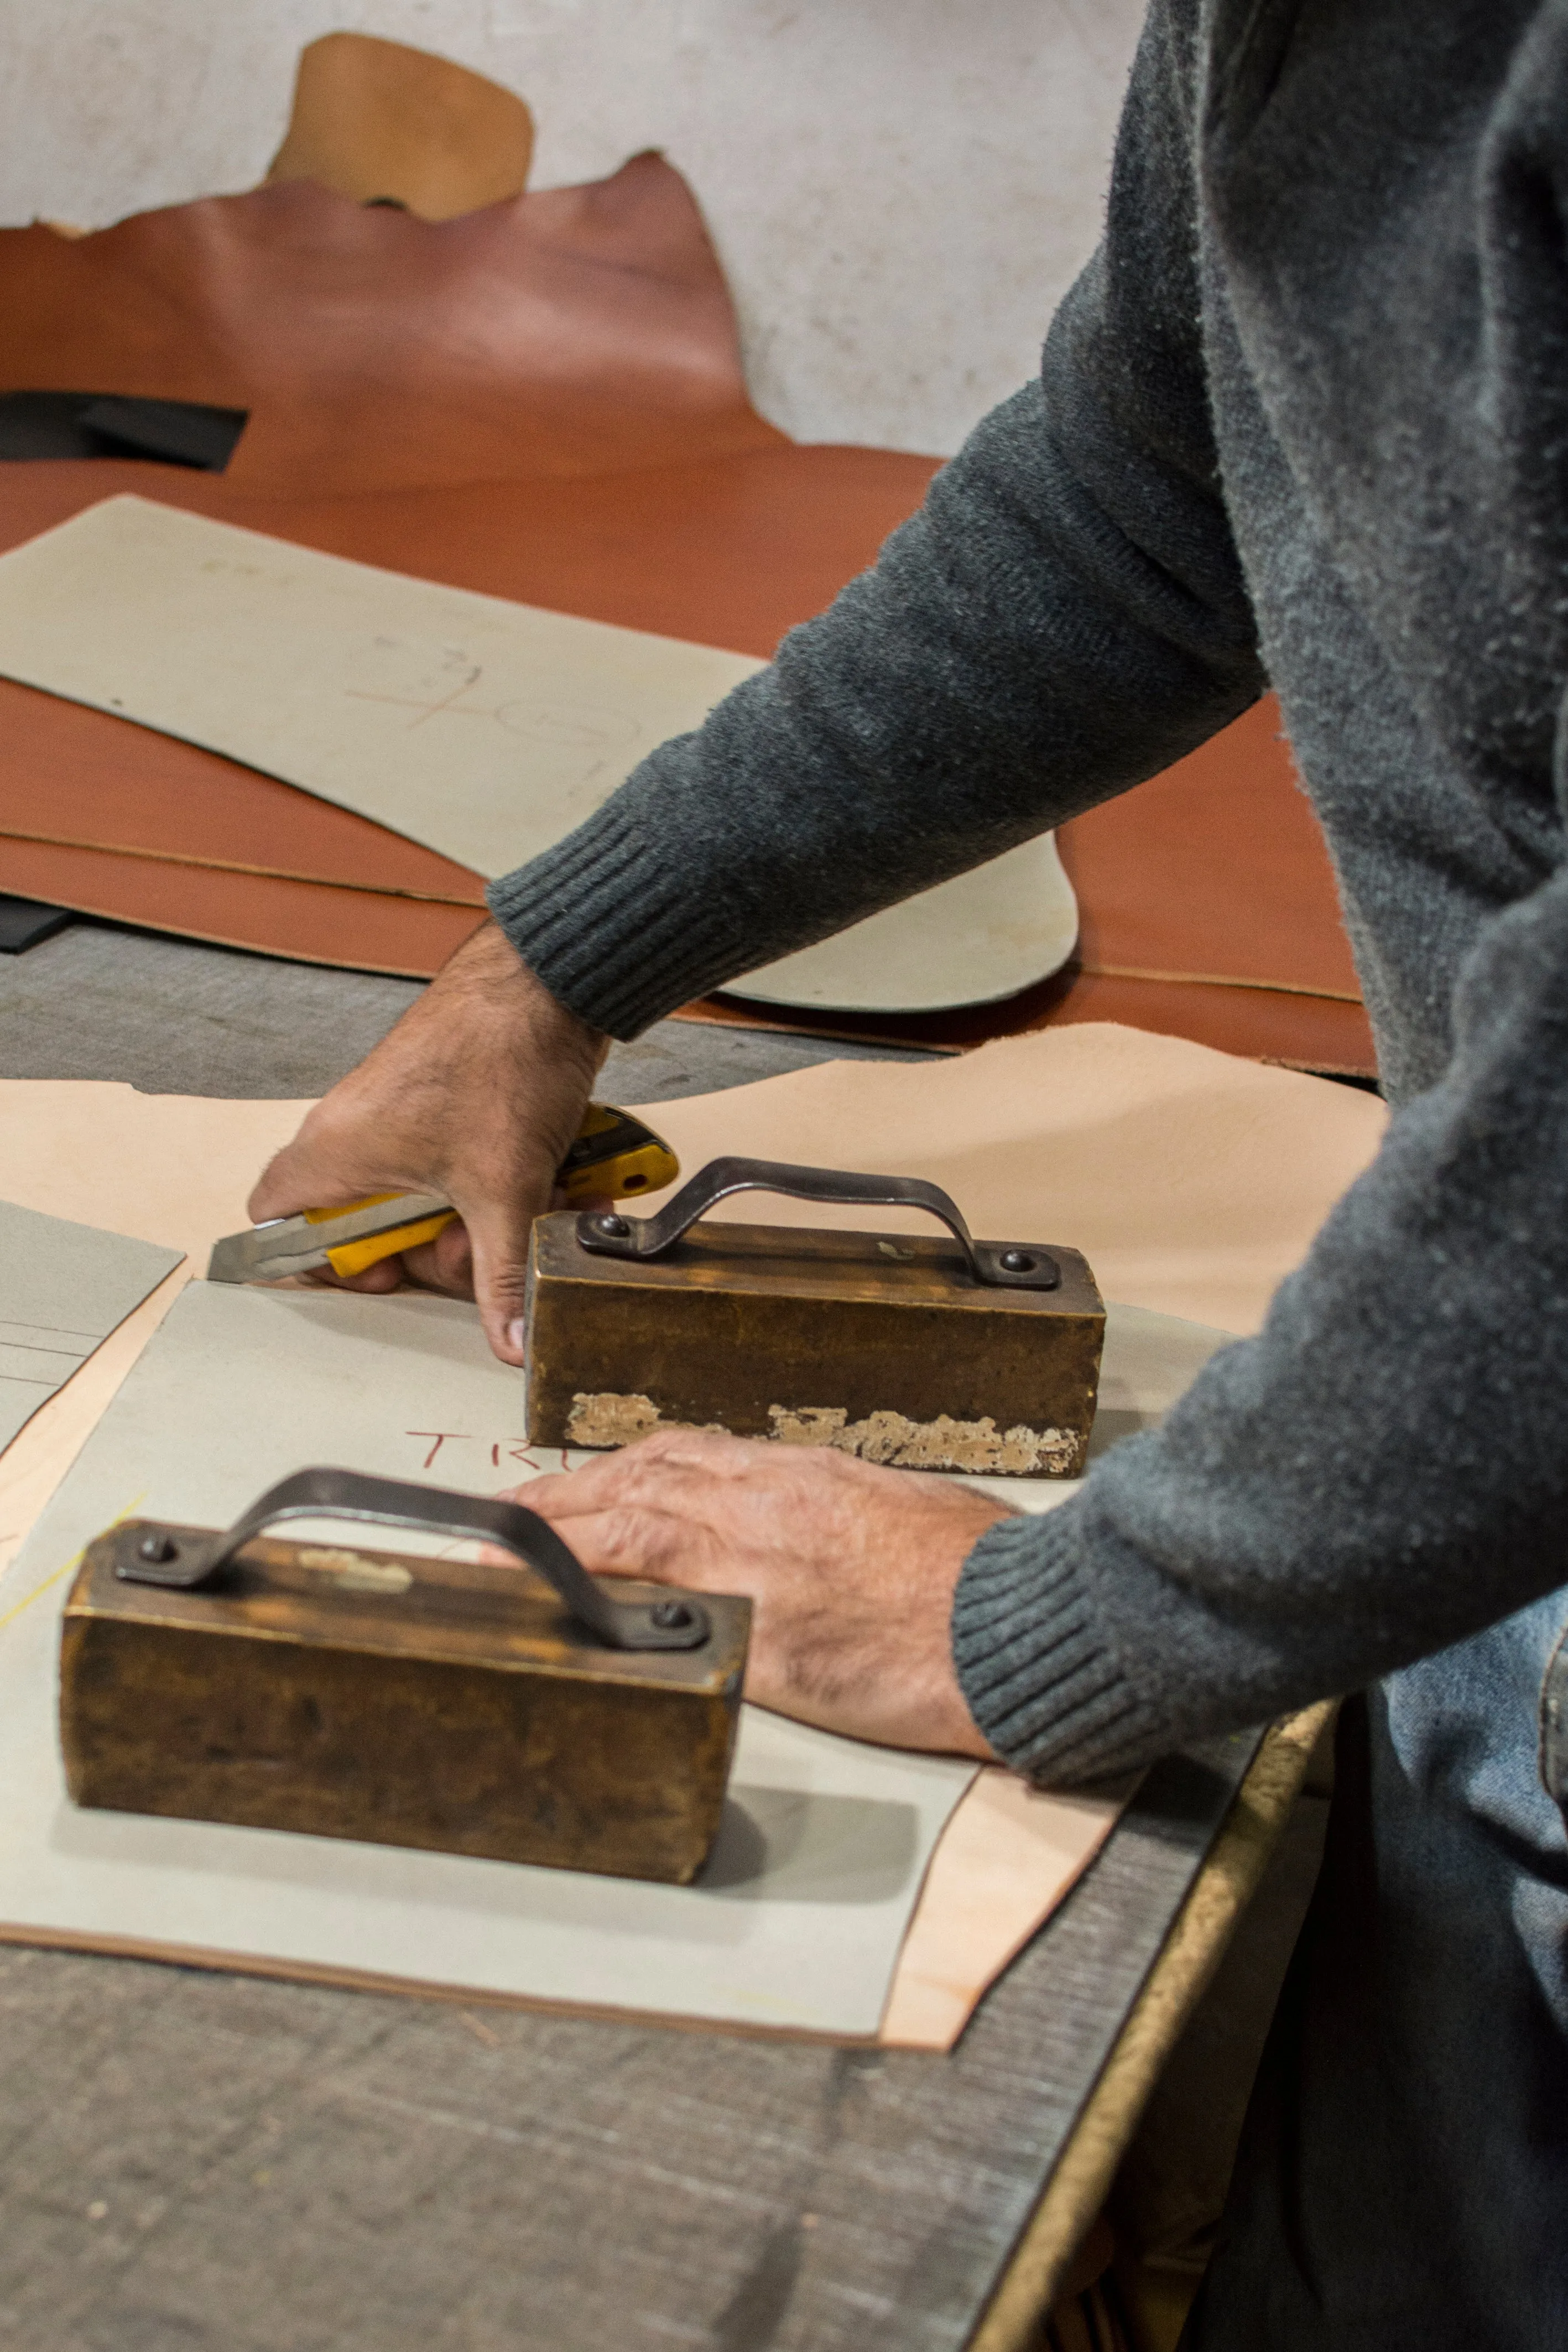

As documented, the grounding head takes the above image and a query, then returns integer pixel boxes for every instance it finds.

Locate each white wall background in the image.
[0,1,1144,455]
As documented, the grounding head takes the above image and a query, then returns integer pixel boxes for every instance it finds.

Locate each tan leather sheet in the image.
[0,835,484,976]
[0,160,1371,1070]
[0,1030,1383,2034]
[0,678,486,901]
[266,33,535,222]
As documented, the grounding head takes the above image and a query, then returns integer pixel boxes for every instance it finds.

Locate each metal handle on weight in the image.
[574,1156,1059,1291]
[110,1466,709,1651]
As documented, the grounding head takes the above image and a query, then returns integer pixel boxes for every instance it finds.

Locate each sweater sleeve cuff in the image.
[485,799,756,1040]
[952,1504,1163,1783]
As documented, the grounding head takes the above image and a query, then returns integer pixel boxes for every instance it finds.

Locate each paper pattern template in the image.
[0,1282,976,2039]
[0,496,1079,1012]
[0,497,762,883]
[0,1279,1230,2041]
[0,1199,181,1453]
[732,831,1077,1014]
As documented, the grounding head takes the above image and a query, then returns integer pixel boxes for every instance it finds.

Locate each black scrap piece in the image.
[0,392,248,471]
[0,896,71,953]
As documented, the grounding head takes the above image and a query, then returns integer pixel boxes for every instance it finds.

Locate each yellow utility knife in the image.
[205,1106,679,1286]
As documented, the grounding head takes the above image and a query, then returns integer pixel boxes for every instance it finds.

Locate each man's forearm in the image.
[487,386,1263,1040]
[954,859,1568,1783]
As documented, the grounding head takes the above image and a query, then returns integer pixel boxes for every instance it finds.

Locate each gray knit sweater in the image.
[491,0,1568,1782]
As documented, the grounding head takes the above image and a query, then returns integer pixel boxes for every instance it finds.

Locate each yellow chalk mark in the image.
[0,1492,146,1637]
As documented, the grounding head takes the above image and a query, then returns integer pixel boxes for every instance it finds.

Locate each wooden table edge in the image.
[965,1698,1336,2350]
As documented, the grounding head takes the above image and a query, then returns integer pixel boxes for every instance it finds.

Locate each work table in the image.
[0,920,1317,2350]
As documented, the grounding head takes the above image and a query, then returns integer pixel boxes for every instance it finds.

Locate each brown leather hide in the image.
[0,158,1372,1070]
[0,160,778,500]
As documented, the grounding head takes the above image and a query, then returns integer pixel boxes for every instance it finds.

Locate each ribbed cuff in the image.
[485,802,757,1041]
[953,1505,1159,1783]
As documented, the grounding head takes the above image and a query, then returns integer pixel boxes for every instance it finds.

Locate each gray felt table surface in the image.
[0,921,935,1102]
[0,919,1258,2352]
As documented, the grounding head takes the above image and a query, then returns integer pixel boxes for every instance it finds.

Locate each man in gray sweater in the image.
[252,1,1568,2339]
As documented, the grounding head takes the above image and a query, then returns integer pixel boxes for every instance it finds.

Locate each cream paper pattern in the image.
[0,496,760,882]
[0,1281,978,2039]
[0,496,1078,1011]
[0,1282,1220,2042]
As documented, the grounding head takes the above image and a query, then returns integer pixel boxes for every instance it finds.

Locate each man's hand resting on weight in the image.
[512,1429,1016,1757]
[248,922,607,1364]
[255,923,1013,1758]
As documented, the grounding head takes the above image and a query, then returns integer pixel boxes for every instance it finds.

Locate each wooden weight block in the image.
[59,1471,748,1886]
[525,1159,1106,1479]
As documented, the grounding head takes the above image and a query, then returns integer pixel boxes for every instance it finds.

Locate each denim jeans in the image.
[1185,1588,1568,2349]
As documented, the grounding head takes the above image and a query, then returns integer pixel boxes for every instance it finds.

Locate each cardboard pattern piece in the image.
[0,1027,1387,2039]
[709,697,1377,1073]
[0,1200,181,1451]
[0,450,937,978]
[0,1247,1123,2056]
[0,496,1077,1011]
[0,497,762,883]
[0,1281,980,2042]
[0,152,1369,1060]
[0,1279,1229,2043]
[734,832,1079,1016]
